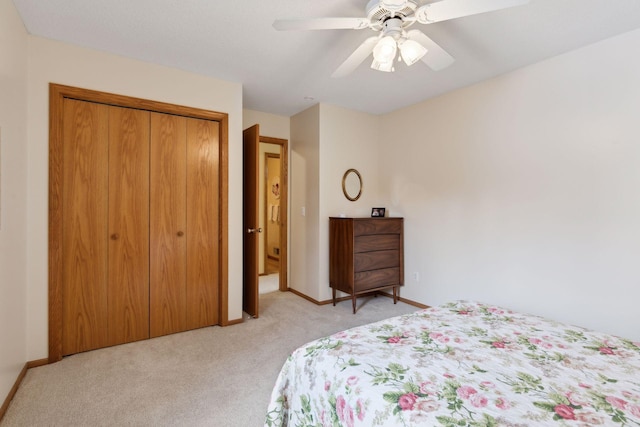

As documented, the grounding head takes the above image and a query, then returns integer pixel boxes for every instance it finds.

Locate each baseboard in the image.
[286,288,326,304]
[225,317,244,326]
[0,358,48,422]
[377,292,429,309]
[26,358,49,370]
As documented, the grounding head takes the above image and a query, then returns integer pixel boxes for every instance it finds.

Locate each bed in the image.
[265,300,640,426]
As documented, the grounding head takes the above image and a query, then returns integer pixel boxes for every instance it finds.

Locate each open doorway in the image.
[259,137,288,295]
[260,152,280,276]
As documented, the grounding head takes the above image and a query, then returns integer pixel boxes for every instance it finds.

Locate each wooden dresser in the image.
[329,217,404,313]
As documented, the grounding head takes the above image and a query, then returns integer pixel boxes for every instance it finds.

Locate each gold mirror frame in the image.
[342,168,363,201]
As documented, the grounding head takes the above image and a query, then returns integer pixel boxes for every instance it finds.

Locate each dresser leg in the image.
[332,287,336,306]
[393,287,398,304]
[352,295,356,314]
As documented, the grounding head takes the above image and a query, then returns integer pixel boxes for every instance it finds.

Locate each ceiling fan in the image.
[273,0,529,77]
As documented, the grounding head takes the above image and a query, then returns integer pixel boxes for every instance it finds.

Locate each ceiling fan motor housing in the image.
[381,18,405,39]
[379,0,411,11]
[366,0,419,31]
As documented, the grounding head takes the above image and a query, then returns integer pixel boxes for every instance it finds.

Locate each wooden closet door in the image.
[107,107,150,345]
[150,113,187,337]
[186,118,220,329]
[62,98,110,355]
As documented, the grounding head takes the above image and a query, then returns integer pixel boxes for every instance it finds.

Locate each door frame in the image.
[48,83,229,362]
[259,136,289,292]
[263,151,281,273]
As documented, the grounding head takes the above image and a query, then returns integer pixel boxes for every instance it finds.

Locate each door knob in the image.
[247,228,262,234]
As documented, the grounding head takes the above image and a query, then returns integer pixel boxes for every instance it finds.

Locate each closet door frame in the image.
[48,83,229,363]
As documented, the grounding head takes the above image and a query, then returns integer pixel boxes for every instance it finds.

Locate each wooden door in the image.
[107,107,150,345]
[62,99,110,355]
[186,118,220,329]
[50,84,229,361]
[150,113,220,336]
[62,101,150,355]
[243,125,260,317]
[150,113,188,337]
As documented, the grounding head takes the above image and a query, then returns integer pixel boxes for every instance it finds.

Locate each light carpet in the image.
[2,291,419,427]
[259,274,279,294]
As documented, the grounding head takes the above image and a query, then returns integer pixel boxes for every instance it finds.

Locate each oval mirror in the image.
[342,169,362,202]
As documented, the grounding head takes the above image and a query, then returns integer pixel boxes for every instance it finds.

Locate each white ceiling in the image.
[11,0,640,116]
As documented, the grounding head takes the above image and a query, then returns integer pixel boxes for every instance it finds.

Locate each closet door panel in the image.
[62,99,110,355]
[108,107,150,346]
[150,112,187,338]
[186,118,220,329]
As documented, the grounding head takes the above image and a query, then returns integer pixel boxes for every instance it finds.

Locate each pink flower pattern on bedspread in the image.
[264,301,640,426]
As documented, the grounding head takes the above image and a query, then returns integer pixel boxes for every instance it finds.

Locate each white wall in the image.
[243,109,290,141]
[289,103,383,301]
[318,104,383,301]
[290,105,320,298]
[0,0,28,402]
[26,37,244,360]
[380,28,640,341]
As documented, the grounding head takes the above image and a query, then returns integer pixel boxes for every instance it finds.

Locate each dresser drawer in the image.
[354,267,401,291]
[354,234,399,253]
[354,250,399,272]
[354,218,402,236]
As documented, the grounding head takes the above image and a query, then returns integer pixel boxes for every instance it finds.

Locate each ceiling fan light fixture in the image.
[398,38,427,66]
[372,36,397,64]
[371,59,395,72]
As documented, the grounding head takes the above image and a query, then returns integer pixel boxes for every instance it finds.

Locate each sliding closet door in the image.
[62,99,110,355]
[150,113,188,338]
[107,107,150,345]
[186,118,220,329]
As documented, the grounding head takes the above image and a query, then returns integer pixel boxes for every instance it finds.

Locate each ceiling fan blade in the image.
[273,17,369,31]
[407,30,454,71]
[416,0,529,24]
[332,37,379,78]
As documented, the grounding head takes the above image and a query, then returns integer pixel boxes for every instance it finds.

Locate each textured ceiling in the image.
[11,0,640,116]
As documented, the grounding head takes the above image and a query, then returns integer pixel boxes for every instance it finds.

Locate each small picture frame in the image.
[371,207,385,218]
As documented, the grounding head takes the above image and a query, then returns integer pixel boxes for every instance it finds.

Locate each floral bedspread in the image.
[265,301,640,426]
